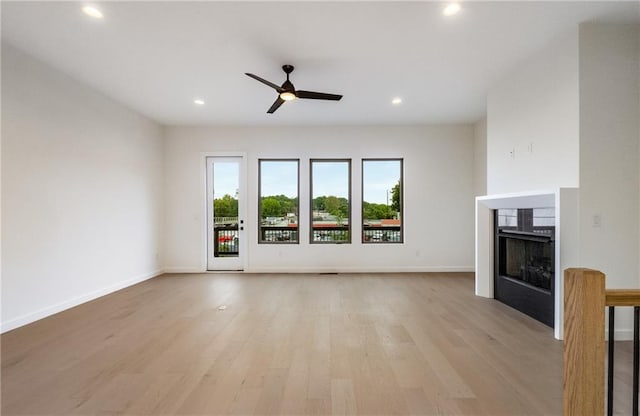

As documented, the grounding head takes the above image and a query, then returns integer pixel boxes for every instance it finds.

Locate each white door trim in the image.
[201,152,248,272]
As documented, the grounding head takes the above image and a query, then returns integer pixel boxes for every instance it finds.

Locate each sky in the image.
[213,159,401,205]
[362,160,401,205]
[311,161,349,199]
[213,159,239,199]
[261,161,298,198]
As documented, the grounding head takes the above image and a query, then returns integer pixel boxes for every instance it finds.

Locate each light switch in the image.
[592,214,602,228]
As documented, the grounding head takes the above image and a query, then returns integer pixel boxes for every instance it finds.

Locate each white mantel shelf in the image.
[475,188,580,340]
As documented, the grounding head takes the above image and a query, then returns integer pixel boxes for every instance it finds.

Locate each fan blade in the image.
[245,73,284,93]
[267,97,285,114]
[296,90,343,101]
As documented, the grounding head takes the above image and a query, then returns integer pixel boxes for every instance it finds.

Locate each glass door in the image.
[206,156,245,270]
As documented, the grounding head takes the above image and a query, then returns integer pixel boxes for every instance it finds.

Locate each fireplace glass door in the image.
[498,236,553,291]
[494,208,555,327]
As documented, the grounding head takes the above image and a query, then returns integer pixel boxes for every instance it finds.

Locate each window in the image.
[362,159,403,243]
[310,159,351,243]
[258,159,299,243]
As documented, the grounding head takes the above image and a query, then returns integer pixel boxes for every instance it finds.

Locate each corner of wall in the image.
[473,117,488,197]
[2,44,167,332]
[578,22,640,338]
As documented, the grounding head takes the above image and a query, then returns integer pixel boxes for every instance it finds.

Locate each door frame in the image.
[201,152,248,271]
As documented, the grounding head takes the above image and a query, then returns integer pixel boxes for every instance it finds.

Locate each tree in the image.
[313,196,327,211]
[213,194,238,217]
[391,181,401,212]
[363,201,394,220]
[261,195,298,218]
[312,195,349,218]
[324,196,341,216]
[261,197,284,217]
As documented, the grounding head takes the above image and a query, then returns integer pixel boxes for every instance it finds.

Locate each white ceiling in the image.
[2,1,639,126]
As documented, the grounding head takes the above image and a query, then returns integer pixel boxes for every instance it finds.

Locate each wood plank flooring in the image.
[0,273,633,415]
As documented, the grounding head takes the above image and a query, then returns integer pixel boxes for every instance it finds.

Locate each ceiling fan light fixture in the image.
[280,91,297,101]
[82,5,104,19]
[246,65,342,113]
[443,2,461,16]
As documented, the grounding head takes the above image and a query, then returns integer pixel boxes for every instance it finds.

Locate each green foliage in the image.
[313,196,326,211]
[213,194,238,217]
[260,195,298,218]
[261,198,283,217]
[324,196,341,216]
[391,181,401,212]
[362,201,394,220]
[313,195,348,217]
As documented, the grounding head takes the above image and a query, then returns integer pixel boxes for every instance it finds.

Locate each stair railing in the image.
[563,268,640,416]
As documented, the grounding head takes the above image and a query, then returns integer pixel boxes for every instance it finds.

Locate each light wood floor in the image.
[0,273,633,415]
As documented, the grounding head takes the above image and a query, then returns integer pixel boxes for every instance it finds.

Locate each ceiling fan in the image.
[245,65,343,114]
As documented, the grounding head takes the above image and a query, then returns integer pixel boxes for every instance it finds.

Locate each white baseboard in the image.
[163,267,205,273]
[1,269,164,333]
[162,265,474,274]
[246,266,474,273]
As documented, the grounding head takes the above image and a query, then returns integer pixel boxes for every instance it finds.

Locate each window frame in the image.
[309,158,352,244]
[361,158,404,244]
[257,158,300,244]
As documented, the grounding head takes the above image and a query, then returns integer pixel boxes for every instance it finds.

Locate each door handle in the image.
[240,227,244,231]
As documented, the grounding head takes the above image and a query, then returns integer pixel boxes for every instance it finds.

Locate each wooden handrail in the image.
[564,269,640,416]
[564,268,606,416]
[606,289,640,307]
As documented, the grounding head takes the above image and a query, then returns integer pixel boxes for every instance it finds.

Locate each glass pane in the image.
[311,160,351,243]
[362,159,403,243]
[213,158,239,257]
[497,208,555,235]
[497,209,517,227]
[533,208,555,227]
[259,160,299,243]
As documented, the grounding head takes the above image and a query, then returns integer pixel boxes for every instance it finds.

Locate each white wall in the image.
[1,44,165,332]
[473,117,487,196]
[484,24,640,339]
[486,29,580,194]
[164,125,475,273]
[578,24,640,337]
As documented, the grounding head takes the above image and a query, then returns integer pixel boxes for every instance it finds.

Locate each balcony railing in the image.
[260,226,298,243]
[363,225,401,242]
[214,216,238,225]
[213,225,238,257]
[312,225,349,243]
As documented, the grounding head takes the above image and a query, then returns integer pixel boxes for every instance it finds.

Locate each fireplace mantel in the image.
[475,188,579,340]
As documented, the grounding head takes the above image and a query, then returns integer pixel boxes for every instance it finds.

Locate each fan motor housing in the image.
[282,64,294,74]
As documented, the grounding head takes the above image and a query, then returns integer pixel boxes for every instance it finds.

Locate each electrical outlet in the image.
[509,148,516,159]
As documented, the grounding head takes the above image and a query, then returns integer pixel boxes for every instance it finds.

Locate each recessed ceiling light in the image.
[194,99,205,105]
[82,5,103,19]
[392,97,403,105]
[443,2,461,17]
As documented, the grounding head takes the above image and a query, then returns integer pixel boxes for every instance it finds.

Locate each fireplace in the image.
[494,208,555,327]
